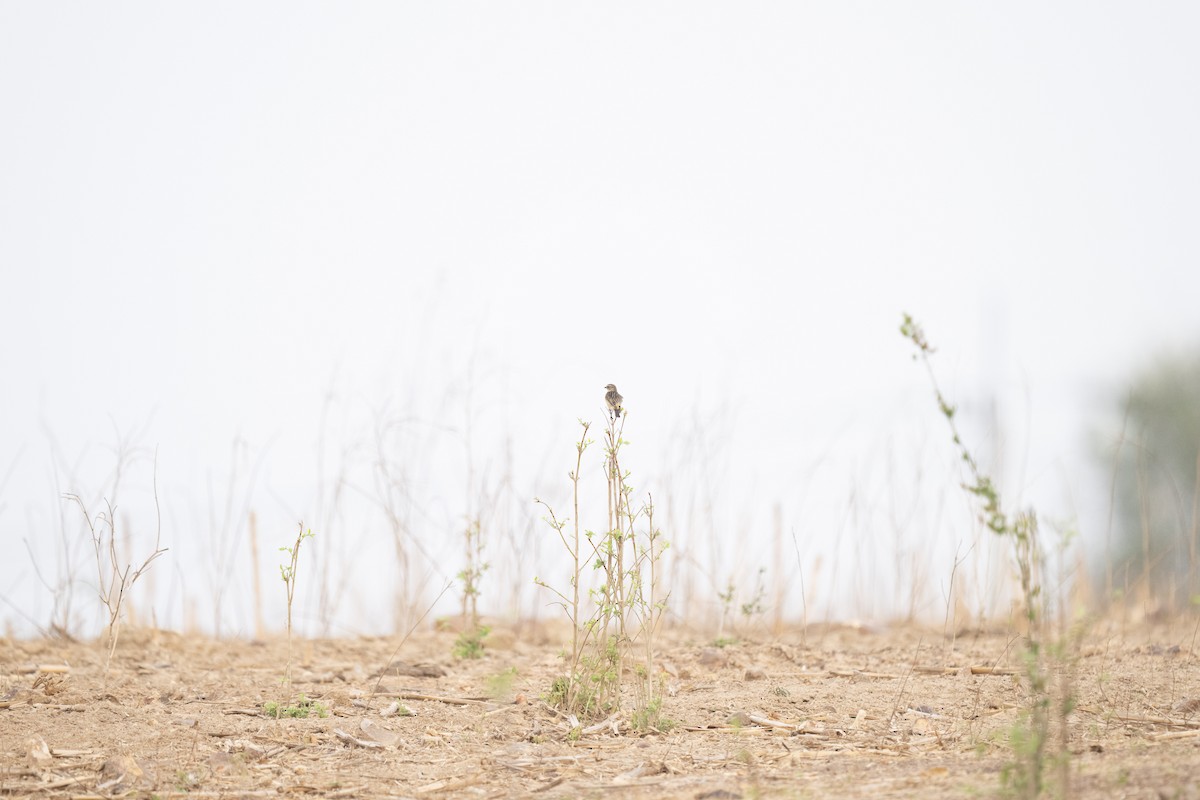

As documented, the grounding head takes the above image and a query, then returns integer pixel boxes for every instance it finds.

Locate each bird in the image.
[604,384,623,420]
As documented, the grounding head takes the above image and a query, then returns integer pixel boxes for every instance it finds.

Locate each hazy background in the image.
[2,3,1198,639]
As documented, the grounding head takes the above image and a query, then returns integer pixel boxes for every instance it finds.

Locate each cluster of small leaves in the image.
[263,694,327,719]
[279,529,314,584]
[457,542,488,604]
[630,694,676,733]
[740,567,768,620]
[487,667,518,701]
[452,625,490,660]
[455,516,489,659]
[714,566,768,642]
[546,641,620,719]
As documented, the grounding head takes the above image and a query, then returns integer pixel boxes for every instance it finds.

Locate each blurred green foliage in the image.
[1107,349,1200,605]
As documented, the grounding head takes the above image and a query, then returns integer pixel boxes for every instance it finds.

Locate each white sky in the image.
[2,3,1198,637]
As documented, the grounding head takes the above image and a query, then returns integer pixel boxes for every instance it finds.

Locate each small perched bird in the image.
[604,383,624,419]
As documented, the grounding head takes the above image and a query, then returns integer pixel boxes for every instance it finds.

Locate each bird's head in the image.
[604,384,617,391]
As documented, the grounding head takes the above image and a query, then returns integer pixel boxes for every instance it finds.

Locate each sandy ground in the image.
[3,619,1200,799]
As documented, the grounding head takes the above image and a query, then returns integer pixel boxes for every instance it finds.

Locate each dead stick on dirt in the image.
[969,666,1018,675]
[1152,729,1200,741]
[333,729,384,749]
[581,714,619,735]
[15,664,71,674]
[483,702,525,717]
[416,773,485,794]
[747,714,806,731]
[532,776,568,793]
[126,793,279,799]
[1101,712,1200,729]
[828,670,905,679]
[384,692,488,706]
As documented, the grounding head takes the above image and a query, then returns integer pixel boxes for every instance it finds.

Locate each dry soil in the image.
[3,619,1200,798]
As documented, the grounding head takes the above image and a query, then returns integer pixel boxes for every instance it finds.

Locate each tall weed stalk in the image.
[901,313,1073,798]
[536,408,669,730]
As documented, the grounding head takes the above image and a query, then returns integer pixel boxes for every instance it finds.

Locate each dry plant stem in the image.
[372,579,454,696]
[604,413,635,691]
[604,413,632,639]
[887,636,923,728]
[604,423,618,644]
[789,527,808,647]
[533,422,592,710]
[459,518,486,629]
[646,498,656,695]
[281,523,311,685]
[941,542,969,662]
[249,511,264,639]
[64,453,167,676]
[623,436,669,724]
[634,495,666,715]
[571,423,588,686]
